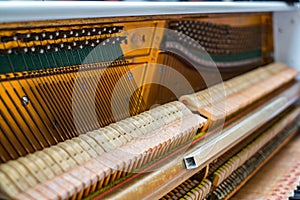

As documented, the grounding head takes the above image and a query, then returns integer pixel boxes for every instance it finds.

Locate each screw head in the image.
[21,96,29,106]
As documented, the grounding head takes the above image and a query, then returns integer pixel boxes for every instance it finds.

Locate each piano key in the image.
[27,154,56,180]
[15,192,35,200]
[68,166,97,197]
[78,134,105,156]
[87,130,118,152]
[25,184,59,200]
[116,120,144,138]
[65,140,92,163]
[21,188,47,200]
[59,173,84,199]
[180,62,298,124]
[71,137,98,158]
[4,161,37,188]
[83,158,111,190]
[0,171,20,199]
[109,123,134,141]
[43,147,76,172]
[34,151,64,175]
[38,177,73,199]
[58,140,89,165]
[17,157,48,183]
[0,98,216,199]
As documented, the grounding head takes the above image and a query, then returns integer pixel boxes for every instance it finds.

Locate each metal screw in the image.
[21,96,29,106]
[158,66,163,74]
[125,97,130,105]
[81,83,87,91]
[53,119,59,128]
[128,72,133,80]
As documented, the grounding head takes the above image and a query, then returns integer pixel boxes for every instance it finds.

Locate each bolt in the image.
[53,119,59,128]
[128,72,133,80]
[158,66,163,74]
[21,96,29,106]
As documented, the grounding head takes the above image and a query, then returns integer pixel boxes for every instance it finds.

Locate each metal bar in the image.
[0,2,299,23]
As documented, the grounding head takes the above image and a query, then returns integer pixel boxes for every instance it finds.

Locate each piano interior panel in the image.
[1,9,297,200]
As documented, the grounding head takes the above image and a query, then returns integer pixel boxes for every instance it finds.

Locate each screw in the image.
[158,66,163,74]
[53,119,59,128]
[21,96,29,106]
[81,83,87,91]
[128,72,133,80]
[125,97,130,105]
